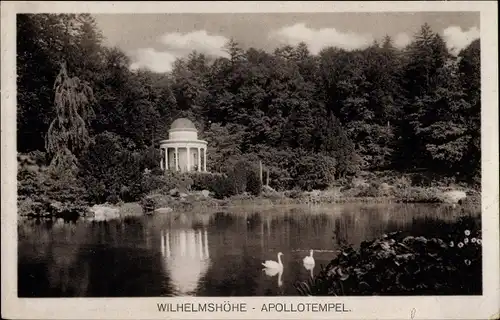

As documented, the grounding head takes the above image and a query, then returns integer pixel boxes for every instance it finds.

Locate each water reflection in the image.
[18,204,478,297]
[304,263,314,279]
[160,229,211,295]
[303,250,315,279]
[263,267,283,288]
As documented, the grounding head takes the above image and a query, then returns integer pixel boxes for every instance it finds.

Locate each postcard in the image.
[1,1,499,319]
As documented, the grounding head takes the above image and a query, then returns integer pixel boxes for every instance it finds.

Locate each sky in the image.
[93,12,480,73]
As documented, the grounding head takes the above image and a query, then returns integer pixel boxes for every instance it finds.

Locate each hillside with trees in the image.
[16,14,481,208]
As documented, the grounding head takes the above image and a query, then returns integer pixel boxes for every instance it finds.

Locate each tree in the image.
[45,62,96,169]
[315,112,359,179]
[414,58,471,173]
[78,132,146,203]
[17,14,105,152]
[395,24,451,170]
[203,123,245,173]
[16,16,481,194]
[458,39,481,182]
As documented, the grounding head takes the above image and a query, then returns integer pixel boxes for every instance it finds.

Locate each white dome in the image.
[168,118,198,140]
[170,118,197,131]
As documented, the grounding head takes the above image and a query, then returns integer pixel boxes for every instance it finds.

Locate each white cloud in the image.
[269,23,374,54]
[130,48,179,73]
[159,30,229,57]
[443,26,480,55]
[130,30,229,73]
[393,32,412,49]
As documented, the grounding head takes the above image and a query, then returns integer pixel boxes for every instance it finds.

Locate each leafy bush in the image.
[189,171,236,199]
[232,160,249,194]
[292,154,336,191]
[106,194,121,205]
[284,189,303,199]
[78,131,168,203]
[17,152,88,216]
[211,173,236,199]
[246,165,263,196]
[172,173,194,193]
[190,165,260,198]
[190,172,217,191]
[395,187,443,203]
[18,197,46,216]
[356,182,382,197]
[269,170,294,191]
[139,193,174,211]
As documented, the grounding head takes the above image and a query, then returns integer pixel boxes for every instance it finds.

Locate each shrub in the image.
[78,132,168,203]
[232,160,248,194]
[136,173,170,194]
[106,194,121,205]
[246,164,262,196]
[212,173,236,199]
[215,174,238,198]
[269,170,294,191]
[393,175,412,189]
[356,182,382,197]
[27,150,49,166]
[44,168,88,205]
[395,187,443,203]
[175,173,194,193]
[139,193,173,212]
[285,189,303,199]
[190,172,216,191]
[293,154,336,191]
[17,167,43,201]
[18,197,45,216]
[78,132,138,203]
[189,171,236,199]
[17,152,88,216]
[191,164,261,198]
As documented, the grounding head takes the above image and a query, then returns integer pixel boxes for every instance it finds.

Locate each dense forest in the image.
[17,14,481,202]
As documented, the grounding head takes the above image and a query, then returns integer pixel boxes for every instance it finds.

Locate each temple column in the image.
[187,147,191,172]
[197,147,201,172]
[203,148,207,172]
[174,147,179,171]
[160,148,164,170]
[165,148,168,171]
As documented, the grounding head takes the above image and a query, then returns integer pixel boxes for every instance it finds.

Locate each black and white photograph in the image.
[2,1,499,320]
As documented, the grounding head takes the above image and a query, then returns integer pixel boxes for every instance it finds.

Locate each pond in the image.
[18,203,477,297]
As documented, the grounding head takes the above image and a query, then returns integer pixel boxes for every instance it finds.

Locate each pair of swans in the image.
[262,250,316,286]
[262,250,315,269]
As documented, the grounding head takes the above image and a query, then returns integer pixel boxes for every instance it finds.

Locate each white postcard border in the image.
[2,2,499,320]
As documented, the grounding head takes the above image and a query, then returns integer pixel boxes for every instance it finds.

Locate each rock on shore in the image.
[87,204,120,221]
[441,190,467,204]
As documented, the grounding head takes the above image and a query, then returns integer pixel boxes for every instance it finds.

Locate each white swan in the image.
[262,252,284,270]
[303,249,315,267]
[262,253,284,288]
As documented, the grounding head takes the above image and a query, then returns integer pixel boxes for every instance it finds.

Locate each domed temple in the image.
[159,118,208,172]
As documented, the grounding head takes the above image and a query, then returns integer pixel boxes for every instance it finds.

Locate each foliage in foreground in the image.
[295,216,482,296]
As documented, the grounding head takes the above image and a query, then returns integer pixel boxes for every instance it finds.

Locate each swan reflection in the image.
[303,249,315,278]
[263,267,283,287]
[160,229,210,295]
[303,261,315,278]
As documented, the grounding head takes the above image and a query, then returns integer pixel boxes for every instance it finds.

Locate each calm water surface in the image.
[18,203,474,297]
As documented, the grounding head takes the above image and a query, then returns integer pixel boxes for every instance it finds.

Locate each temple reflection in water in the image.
[160,228,210,295]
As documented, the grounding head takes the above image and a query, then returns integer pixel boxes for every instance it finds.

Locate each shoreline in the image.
[17,186,481,221]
